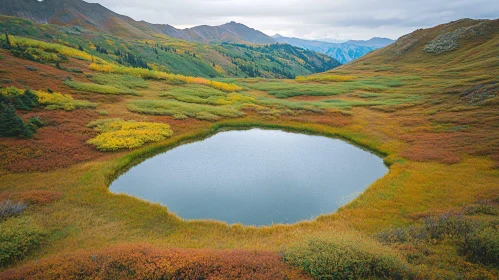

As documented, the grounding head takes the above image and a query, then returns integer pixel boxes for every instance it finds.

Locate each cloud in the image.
[86,0,499,40]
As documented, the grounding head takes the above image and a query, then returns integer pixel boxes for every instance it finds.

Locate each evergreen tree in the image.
[4,32,11,49]
[0,103,31,138]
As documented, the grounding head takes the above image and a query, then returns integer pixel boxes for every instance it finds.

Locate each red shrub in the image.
[0,244,311,279]
[0,190,62,205]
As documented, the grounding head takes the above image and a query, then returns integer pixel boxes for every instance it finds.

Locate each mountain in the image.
[344,37,394,47]
[0,0,277,45]
[0,0,155,38]
[153,21,277,45]
[0,15,340,78]
[271,35,389,64]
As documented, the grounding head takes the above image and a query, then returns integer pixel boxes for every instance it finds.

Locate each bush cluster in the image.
[0,245,309,279]
[127,99,244,121]
[87,119,174,151]
[284,234,412,279]
[0,87,41,138]
[0,217,44,267]
[376,208,499,268]
[89,63,243,92]
[0,200,27,221]
[36,90,97,111]
[64,80,139,96]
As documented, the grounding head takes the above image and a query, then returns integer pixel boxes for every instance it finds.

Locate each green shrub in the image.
[376,212,478,244]
[0,217,44,267]
[460,227,499,267]
[90,74,149,89]
[127,100,244,121]
[465,200,498,216]
[284,235,411,279]
[0,87,39,111]
[64,80,139,96]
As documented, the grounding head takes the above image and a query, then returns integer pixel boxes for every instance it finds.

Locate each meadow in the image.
[0,17,498,279]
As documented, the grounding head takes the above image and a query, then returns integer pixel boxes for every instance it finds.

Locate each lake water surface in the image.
[110,129,388,226]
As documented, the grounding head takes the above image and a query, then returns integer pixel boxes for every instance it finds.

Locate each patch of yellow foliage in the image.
[9,35,102,62]
[36,91,96,111]
[89,63,242,92]
[87,119,173,151]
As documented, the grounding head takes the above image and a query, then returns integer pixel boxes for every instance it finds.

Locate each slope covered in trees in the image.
[0,16,339,78]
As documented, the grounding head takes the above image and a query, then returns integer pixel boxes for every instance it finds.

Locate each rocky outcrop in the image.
[424,22,490,54]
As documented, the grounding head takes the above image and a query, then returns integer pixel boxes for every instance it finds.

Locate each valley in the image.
[0,1,498,279]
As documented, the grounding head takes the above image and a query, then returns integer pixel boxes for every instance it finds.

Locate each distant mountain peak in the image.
[272,33,284,38]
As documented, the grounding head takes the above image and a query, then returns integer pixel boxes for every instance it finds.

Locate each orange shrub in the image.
[0,244,310,279]
[0,190,62,205]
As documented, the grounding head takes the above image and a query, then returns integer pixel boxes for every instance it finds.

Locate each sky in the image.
[84,0,499,41]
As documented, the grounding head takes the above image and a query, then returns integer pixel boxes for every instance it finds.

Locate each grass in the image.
[242,78,398,98]
[89,63,243,92]
[295,74,356,83]
[127,99,244,121]
[89,73,149,89]
[64,80,140,96]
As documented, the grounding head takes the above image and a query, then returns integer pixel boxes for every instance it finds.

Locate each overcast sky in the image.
[85,0,499,40]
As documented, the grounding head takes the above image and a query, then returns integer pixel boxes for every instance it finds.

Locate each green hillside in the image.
[0,16,339,79]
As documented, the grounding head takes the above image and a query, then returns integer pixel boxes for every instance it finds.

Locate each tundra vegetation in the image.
[0,16,498,279]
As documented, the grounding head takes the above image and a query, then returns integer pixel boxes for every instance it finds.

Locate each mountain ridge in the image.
[153,21,277,44]
[272,35,394,64]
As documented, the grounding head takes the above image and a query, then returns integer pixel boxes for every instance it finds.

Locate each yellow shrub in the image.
[87,119,173,151]
[89,63,242,92]
[10,36,103,63]
[36,91,97,111]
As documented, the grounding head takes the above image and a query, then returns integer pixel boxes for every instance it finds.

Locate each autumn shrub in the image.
[128,99,244,121]
[0,191,62,205]
[87,119,173,151]
[89,63,242,92]
[11,46,65,64]
[8,35,97,62]
[0,200,27,220]
[64,80,139,96]
[0,217,44,267]
[0,244,310,279]
[0,87,39,110]
[284,234,412,279]
[36,90,97,111]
